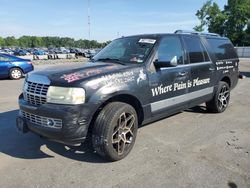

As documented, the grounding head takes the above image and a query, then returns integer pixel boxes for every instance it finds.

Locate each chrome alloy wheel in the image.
[112,112,135,155]
[218,85,230,110]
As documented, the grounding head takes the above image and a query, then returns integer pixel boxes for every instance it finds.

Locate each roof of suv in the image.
[120,31,229,40]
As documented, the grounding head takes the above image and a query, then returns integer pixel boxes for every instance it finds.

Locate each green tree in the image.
[194,0,213,32]
[30,36,42,47]
[194,0,227,35]
[1,35,109,49]
[0,37,4,46]
[18,36,31,47]
[4,36,18,47]
[60,37,75,47]
[194,0,250,45]
[224,0,250,45]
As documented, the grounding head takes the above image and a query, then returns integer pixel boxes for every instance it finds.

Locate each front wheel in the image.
[206,81,230,113]
[92,102,138,161]
[9,68,23,80]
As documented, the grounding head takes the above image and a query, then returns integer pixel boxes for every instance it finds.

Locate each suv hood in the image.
[30,61,137,86]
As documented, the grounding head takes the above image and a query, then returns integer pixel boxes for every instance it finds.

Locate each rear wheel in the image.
[9,68,23,80]
[206,81,230,113]
[92,102,138,161]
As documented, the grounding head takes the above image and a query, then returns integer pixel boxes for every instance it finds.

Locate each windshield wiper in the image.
[94,58,126,65]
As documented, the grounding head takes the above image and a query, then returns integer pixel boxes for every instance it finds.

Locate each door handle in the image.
[177,72,187,77]
[209,68,215,71]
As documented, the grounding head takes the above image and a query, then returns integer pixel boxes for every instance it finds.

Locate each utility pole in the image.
[87,0,91,48]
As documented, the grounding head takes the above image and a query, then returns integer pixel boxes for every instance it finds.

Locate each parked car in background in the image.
[77,49,88,57]
[0,53,34,80]
[60,47,70,54]
[14,49,30,56]
[69,48,79,54]
[33,49,47,55]
[2,48,14,55]
[84,49,96,58]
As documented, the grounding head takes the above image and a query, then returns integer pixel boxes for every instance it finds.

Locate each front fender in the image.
[83,67,149,112]
[88,86,142,109]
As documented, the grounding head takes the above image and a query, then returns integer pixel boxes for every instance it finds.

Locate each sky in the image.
[0,0,227,42]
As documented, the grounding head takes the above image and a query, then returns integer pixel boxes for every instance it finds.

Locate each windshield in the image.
[93,36,156,64]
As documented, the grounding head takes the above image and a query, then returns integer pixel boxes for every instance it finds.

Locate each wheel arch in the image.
[220,76,231,88]
[88,93,144,133]
[9,66,24,74]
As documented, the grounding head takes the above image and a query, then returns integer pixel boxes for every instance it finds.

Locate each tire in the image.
[9,68,23,80]
[206,81,230,113]
[92,102,138,161]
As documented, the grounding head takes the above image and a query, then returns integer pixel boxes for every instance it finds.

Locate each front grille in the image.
[21,110,62,129]
[24,81,49,105]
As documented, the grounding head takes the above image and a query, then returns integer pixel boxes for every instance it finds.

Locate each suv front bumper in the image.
[17,94,94,145]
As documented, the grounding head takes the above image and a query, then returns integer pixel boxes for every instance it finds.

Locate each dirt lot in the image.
[0,59,250,188]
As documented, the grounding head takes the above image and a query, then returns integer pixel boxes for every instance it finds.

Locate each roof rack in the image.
[174,30,220,37]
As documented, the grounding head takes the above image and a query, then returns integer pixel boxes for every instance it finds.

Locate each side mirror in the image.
[154,56,178,69]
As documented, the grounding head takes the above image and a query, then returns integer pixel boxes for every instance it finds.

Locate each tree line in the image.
[194,0,250,46]
[0,36,111,49]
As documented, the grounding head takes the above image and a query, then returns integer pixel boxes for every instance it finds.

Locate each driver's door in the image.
[148,36,191,115]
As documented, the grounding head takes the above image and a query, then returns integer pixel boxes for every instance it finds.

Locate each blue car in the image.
[0,53,34,80]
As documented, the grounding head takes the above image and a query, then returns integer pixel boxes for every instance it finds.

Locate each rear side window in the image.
[0,54,12,62]
[207,38,237,60]
[182,36,210,63]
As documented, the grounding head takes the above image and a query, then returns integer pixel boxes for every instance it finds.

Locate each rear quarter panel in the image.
[202,36,239,89]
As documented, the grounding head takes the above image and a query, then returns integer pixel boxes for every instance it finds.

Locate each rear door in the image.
[181,35,215,106]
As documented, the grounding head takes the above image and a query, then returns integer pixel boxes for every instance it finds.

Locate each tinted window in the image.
[156,36,184,65]
[207,38,237,60]
[183,36,209,63]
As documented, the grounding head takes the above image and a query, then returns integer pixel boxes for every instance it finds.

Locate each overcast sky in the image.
[0,0,227,42]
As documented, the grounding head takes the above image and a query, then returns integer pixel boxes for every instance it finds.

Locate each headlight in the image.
[47,86,85,104]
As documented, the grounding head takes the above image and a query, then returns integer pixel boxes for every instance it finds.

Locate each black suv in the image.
[16,30,239,161]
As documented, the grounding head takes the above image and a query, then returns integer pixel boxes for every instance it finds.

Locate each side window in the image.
[0,55,11,62]
[207,38,237,60]
[182,36,209,63]
[156,36,184,65]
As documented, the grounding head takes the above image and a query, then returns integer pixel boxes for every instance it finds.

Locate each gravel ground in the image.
[0,59,249,188]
